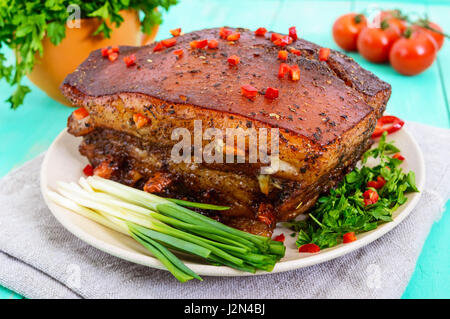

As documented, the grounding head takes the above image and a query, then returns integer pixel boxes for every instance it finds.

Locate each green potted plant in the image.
[0,0,178,108]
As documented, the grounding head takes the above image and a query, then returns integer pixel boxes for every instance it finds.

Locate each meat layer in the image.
[62,27,391,236]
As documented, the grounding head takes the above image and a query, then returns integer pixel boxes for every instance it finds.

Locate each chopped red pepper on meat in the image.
[173,49,184,57]
[367,176,386,189]
[108,52,118,62]
[208,39,219,49]
[343,232,357,243]
[93,160,115,179]
[393,153,405,161]
[257,203,275,226]
[371,115,405,138]
[170,28,181,37]
[241,84,258,99]
[298,243,320,253]
[190,39,208,49]
[290,48,301,56]
[72,107,89,120]
[82,164,94,176]
[254,27,267,36]
[273,35,293,47]
[363,189,379,206]
[101,47,109,57]
[133,113,150,129]
[265,87,279,99]
[289,65,300,81]
[319,47,330,61]
[271,33,283,42]
[278,50,288,61]
[227,55,240,65]
[110,46,119,53]
[162,37,177,48]
[153,41,165,52]
[289,26,298,41]
[144,172,173,193]
[273,233,285,243]
[123,54,136,67]
[278,63,290,79]
[227,33,240,41]
[219,27,232,39]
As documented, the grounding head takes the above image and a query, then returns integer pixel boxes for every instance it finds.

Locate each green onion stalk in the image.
[47,176,285,282]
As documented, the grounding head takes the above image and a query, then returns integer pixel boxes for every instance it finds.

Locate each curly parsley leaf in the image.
[1,0,178,109]
[286,132,419,250]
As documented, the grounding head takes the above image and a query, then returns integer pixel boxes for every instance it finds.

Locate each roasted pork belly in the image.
[62,27,391,236]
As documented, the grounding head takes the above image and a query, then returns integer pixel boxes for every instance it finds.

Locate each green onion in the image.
[48,176,286,282]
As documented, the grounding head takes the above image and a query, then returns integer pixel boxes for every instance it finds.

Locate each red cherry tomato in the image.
[332,13,367,51]
[376,10,408,34]
[357,23,401,63]
[389,29,437,76]
[413,21,444,50]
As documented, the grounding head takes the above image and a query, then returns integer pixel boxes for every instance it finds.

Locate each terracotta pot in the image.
[27,10,159,106]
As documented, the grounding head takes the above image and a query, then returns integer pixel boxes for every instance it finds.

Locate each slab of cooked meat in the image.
[61,27,391,236]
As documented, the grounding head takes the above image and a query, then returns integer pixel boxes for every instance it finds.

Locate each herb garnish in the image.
[285,132,419,249]
[0,0,178,109]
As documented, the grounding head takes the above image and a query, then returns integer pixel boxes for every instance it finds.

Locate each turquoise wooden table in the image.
[0,0,449,299]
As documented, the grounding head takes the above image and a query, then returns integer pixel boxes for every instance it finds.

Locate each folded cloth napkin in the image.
[0,121,449,299]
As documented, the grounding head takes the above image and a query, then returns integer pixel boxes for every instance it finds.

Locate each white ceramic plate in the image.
[41,127,425,277]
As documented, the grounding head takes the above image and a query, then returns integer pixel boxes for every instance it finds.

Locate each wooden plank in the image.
[272,0,352,47]
[156,0,283,40]
[352,1,449,128]
[428,3,450,126]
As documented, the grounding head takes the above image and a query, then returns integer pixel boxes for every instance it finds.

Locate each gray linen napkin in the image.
[0,121,449,299]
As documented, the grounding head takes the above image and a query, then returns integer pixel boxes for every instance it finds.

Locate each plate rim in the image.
[40,126,425,277]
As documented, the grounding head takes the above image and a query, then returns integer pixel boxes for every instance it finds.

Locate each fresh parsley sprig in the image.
[286,132,419,250]
[0,0,178,109]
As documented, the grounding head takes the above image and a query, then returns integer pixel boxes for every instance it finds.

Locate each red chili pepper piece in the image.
[208,39,219,49]
[241,84,258,99]
[83,164,94,176]
[227,33,240,41]
[110,46,119,53]
[123,54,136,67]
[289,26,298,41]
[273,233,285,243]
[278,50,288,61]
[367,176,386,189]
[363,189,379,206]
[289,65,300,81]
[298,243,320,253]
[254,27,267,36]
[278,63,290,79]
[290,48,301,56]
[265,87,279,99]
[227,55,240,65]
[271,33,283,42]
[190,39,208,49]
[153,41,165,52]
[72,107,89,120]
[343,232,357,243]
[170,28,181,37]
[101,47,109,57]
[371,115,405,138]
[319,47,330,61]
[273,35,293,47]
[133,113,150,129]
[257,203,275,226]
[393,153,405,161]
[219,27,233,39]
[162,37,177,48]
[108,52,118,62]
[173,49,184,57]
